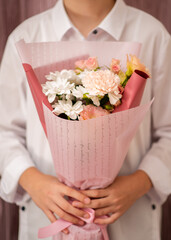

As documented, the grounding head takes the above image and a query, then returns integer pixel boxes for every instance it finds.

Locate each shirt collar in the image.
[98,0,128,40]
[52,0,127,41]
[52,0,72,40]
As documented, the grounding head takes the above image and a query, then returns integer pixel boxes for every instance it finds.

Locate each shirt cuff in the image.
[138,155,171,204]
[0,155,35,204]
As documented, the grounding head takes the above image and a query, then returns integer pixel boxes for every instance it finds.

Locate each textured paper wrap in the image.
[42,100,153,240]
[43,101,152,190]
[53,224,107,240]
[16,40,152,240]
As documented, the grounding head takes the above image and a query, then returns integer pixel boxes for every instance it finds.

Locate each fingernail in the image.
[94,220,99,224]
[84,198,90,204]
[78,220,84,226]
[73,202,80,207]
[63,230,69,234]
[83,213,89,219]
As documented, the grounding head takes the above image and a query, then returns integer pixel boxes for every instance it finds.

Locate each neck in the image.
[63,0,115,37]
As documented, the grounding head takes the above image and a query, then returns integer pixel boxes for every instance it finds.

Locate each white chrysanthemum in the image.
[72,86,100,106]
[42,81,58,103]
[45,70,77,81]
[45,71,60,81]
[60,69,75,80]
[65,94,75,101]
[89,96,100,106]
[78,69,89,79]
[42,78,75,103]
[108,91,122,105]
[60,69,82,85]
[72,86,87,98]
[52,100,83,120]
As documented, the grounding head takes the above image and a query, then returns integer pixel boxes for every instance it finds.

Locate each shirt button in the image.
[92,29,98,34]
[21,206,26,211]
[152,204,156,210]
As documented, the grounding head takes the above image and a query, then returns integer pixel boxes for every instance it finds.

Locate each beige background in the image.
[0,0,170,239]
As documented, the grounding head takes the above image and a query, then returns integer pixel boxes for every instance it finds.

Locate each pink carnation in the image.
[82,69,120,95]
[110,58,120,74]
[75,57,98,71]
[79,105,109,120]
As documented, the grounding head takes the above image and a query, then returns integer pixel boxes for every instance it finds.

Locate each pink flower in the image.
[85,57,99,70]
[75,60,86,70]
[79,105,109,120]
[82,69,120,96]
[75,57,99,71]
[110,59,120,74]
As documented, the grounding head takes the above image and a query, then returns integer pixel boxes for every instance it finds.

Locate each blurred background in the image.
[0,0,171,239]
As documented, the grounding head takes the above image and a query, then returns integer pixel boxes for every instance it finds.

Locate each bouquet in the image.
[42,55,150,121]
[16,40,153,240]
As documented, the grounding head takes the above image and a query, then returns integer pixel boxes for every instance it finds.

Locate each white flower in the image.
[89,96,100,106]
[72,86,100,106]
[42,78,75,103]
[72,86,87,98]
[60,69,75,80]
[52,100,83,120]
[45,70,77,82]
[65,94,75,101]
[45,71,60,81]
[42,81,58,103]
[108,91,122,105]
[79,69,90,79]
[60,69,82,85]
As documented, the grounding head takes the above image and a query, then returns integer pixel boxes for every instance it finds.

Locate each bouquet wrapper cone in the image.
[114,70,149,112]
[16,40,153,240]
[22,63,53,135]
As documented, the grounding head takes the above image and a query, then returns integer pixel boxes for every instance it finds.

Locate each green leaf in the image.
[100,94,109,106]
[104,104,113,110]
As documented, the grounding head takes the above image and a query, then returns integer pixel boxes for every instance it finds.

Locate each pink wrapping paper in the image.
[114,70,149,112]
[43,101,152,190]
[53,224,107,240]
[16,40,153,240]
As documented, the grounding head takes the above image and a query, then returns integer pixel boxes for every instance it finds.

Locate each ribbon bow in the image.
[38,208,109,239]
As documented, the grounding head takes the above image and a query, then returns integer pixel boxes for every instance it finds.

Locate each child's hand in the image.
[19,167,91,233]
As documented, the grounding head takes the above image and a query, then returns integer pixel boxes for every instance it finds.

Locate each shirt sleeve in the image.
[138,30,171,204]
[0,35,35,205]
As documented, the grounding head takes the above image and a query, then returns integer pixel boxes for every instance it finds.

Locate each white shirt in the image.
[0,0,171,239]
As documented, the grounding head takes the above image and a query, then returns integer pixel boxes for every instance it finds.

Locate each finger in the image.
[57,197,90,219]
[81,189,108,199]
[94,212,120,225]
[72,196,110,209]
[62,186,91,204]
[50,203,85,226]
[44,209,70,235]
[95,206,114,217]
[44,209,57,223]
[62,228,70,234]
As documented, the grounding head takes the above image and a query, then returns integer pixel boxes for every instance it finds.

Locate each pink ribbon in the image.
[38,208,109,240]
